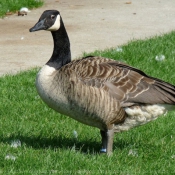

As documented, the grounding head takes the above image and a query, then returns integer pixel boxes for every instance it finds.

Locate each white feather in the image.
[115,104,175,131]
[20,7,30,13]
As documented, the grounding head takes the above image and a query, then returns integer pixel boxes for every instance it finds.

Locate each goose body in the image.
[30,10,175,154]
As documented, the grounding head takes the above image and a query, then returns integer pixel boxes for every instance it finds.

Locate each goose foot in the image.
[100,129,114,155]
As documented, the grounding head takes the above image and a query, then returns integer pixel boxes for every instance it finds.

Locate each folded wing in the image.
[68,56,175,107]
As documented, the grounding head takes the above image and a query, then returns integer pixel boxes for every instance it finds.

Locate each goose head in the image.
[29,10,61,32]
[29,10,71,69]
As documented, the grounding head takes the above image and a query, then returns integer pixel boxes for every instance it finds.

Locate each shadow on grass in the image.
[0,134,132,155]
[1,135,101,154]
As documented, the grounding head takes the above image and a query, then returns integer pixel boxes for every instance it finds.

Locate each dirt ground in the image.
[0,0,175,76]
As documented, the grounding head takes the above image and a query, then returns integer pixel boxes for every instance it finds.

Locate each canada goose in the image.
[29,10,175,155]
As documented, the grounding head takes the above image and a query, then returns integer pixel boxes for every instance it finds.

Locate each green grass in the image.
[0,0,43,18]
[1,31,175,174]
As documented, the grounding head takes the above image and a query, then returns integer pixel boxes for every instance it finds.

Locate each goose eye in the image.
[51,15,55,19]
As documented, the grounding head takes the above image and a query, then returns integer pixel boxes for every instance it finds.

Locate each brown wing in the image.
[67,56,175,107]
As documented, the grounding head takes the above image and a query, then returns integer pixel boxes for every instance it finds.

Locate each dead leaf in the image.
[125,2,132,4]
[6,12,13,15]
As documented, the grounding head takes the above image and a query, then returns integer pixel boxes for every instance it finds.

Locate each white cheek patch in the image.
[47,15,61,31]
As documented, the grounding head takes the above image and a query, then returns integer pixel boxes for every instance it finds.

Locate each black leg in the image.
[100,130,107,153]
[100,129,114,155]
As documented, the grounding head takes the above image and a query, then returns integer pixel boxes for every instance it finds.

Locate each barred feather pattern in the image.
[36,56,175,131]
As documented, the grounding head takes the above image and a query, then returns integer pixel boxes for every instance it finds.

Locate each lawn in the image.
[1,31,175,174]
[0,0,43,17]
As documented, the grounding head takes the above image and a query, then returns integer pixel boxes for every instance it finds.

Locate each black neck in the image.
[46,18,71,69]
